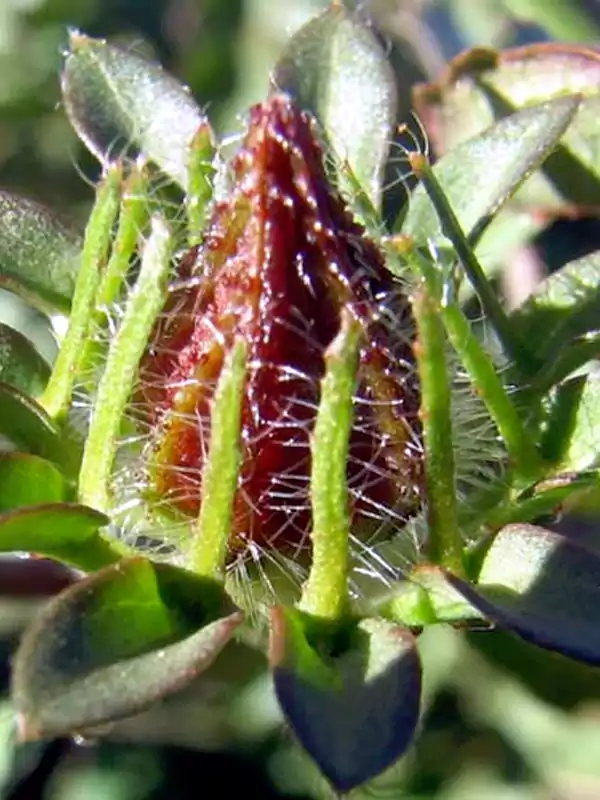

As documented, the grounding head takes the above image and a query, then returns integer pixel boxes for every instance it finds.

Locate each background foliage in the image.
[1,1,600,798]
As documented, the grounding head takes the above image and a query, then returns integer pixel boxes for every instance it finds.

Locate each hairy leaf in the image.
[12,558,242,740]
[62,32,206,189]
[0,191,82,313]
[414,45,600,210]
[402,95,579,244]
[449,524,600,665]
[271,608,421,792]
[272,5,396,208]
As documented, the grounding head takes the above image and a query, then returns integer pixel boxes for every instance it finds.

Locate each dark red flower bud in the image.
[136,93,423,556]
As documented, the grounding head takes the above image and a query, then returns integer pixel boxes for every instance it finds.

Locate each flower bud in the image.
[136,93,423,557]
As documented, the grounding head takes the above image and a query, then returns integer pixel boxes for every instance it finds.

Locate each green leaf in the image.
[12,558,242,739]
[0,503,121,571]
[62,32,206,190]
[487,471,600,528]
[271,5,396,209]
[500,1,600,45]
[379,565,484,627]
[514,251,600,361]
[270,607,421,792]
[0,454,67,512]
[413,45,600,210]
[0,191,82,314]
[0,324,49,398]
[559,372,600,472]
[448,523,600,665]
[401,95,579,244]
[0,383,77,473]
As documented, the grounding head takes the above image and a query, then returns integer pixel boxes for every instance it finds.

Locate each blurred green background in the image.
[2,1,600,797]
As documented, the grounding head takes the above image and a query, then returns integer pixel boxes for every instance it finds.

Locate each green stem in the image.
[442,300,543,484]
[41,164,122,421]
[397,238,543,488]
[78,165,150,385]
[186,123,216,247]
[192,340,247,579]
[299,310,361,621]
[96,167,150,308]
[78,215,172,512]
[412,287,464,574]
[409,153,536,375]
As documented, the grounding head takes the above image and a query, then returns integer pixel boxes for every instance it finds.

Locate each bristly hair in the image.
[75,93,506,619]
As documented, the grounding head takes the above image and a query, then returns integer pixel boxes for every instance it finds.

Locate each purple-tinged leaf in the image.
[448,523,600,665]
[12,558,242,740]
[0,557,77,598]
[413,45,600,211]
[270,607,421,792]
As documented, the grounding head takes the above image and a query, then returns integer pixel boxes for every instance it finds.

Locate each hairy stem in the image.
[78,215,172,513]
[192,339,247,579]
[186,123,216,247]
[299,310,361,620]
[78,165,150,386]
[412,287,464,574]
[409,153,537,376]
[441,302,544,484]
[42,164,122,421]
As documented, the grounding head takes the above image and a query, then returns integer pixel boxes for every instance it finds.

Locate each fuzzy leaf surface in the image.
[413,45,600,210]
[62,32,206,189]
[12,558,242,740]
[449,524,600,665]
[271,607,421,792]
[402,95,579,244]
[272,5,396,208]
[0,192,82,313]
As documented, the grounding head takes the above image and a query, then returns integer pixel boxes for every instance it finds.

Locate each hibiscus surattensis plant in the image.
[1,2,600,793]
